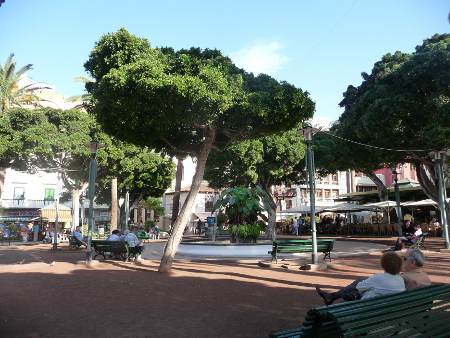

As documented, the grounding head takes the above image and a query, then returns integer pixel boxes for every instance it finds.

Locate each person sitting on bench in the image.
[401,249,431,289]
[316,251,405,305]
[107,229,121,241]
[72,226,86,247]
[124,227,144,262]
[395,224,422,250]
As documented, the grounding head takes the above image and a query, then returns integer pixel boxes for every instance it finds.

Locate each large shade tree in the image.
[4,107,175,231]
[204,128,306,238]
[85,29,315,272]
[334,33,450,221]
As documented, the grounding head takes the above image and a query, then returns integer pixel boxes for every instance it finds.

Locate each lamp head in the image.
[87,140,104,155]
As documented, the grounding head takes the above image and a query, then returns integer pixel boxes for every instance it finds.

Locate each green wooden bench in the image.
[269,239,335,263]
[92,240,130,261]
[270,284,450,338]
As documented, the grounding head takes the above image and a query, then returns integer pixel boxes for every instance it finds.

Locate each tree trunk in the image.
[0,167,6,197]
[71,182,88,231]
[111,177,118,231]
[365,171,389,222]
[80,196,85,227]
[416,162,450,224]
[261,185,277,240]
[171,155,185,225]
[159,128,216,273]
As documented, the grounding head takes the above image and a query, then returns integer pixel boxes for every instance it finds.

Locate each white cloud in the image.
[231,41,288,76]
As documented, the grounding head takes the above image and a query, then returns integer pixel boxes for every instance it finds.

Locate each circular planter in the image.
[178,241,272,257]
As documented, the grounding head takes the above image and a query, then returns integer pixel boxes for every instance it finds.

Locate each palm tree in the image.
[0,53,48,113]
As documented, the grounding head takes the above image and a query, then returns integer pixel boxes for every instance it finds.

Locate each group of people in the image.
[72,226,145,261]
[291,217,305,236]
[316,248,430,305]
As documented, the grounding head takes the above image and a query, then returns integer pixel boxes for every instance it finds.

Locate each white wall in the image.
[291,171,348,208]
[1,169,59,208]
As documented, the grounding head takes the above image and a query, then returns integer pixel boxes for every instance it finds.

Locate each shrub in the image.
[229,223,262,242]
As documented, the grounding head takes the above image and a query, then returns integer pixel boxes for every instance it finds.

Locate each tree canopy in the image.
[96,141,175,207]
[205,128,306,190]
[336,34,449,160]
[329,33,450,215]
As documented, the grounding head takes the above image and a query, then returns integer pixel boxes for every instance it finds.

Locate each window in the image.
[356,186,377,192]
[301,188,308,199]
[324,189,331,199]
[44,188,55,201]
[13,187,25,200]
[286,199,293,209]
[332,174,338,184]
[316,190,323,199]
[332,189,339,198]
[204,195,215,212]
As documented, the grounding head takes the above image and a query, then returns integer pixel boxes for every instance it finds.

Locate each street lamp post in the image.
[391,166,403,236]
[124,186,130,231]
[302,126,318,265]
[433,151,449,249]
[86,140,101,262]
[52,172,61,251]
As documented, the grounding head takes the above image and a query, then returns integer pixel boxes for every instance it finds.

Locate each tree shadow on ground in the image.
[0,267,319,338]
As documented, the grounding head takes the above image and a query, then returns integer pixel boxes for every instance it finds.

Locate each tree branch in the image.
[415,162,439,202]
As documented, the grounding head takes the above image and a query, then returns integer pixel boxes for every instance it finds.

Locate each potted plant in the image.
[213,186,270,243]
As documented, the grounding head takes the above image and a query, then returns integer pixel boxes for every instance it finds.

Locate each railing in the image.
[1,199,55,208]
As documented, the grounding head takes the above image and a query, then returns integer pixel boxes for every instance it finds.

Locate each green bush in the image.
[229,223,262,242]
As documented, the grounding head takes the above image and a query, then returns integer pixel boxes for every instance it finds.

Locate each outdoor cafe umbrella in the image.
[361,200,397,224]
[321,203,377,213]
[281,205,325,214]
[402,199,439,207]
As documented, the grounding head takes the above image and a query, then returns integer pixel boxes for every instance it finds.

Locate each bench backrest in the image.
[92,240,127,250]
[273,239,334,251]
[301,284,450,337]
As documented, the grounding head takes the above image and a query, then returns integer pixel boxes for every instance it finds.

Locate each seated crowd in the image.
[316,249,431,305]
[71,226,145,261]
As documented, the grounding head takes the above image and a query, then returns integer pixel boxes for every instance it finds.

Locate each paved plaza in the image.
[0,239,448,337]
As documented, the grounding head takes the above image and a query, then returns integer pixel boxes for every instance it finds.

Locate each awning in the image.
[281,205,325,214]
[321,203,378,213]
[402,199,438,207]
[363,200,398,208]
[39,204,72,222]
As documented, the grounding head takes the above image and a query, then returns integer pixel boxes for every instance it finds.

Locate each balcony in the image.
[1,199,56,209]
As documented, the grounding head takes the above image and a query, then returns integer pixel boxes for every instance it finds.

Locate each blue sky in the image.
[1,0,448,124]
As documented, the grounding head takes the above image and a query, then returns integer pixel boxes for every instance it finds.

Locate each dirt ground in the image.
[0,241,449,338]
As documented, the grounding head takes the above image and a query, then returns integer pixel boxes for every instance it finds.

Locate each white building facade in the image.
[278,171,349,214]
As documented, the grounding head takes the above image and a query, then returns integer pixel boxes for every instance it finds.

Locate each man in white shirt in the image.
[72,226,86,246]
[107,230,121,241]
[316,251,405,305]
[292,217,299,236]
[395,224,423,250]
[124,227,144,261]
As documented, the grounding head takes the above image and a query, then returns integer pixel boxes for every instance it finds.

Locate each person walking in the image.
[293,217,299,236]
